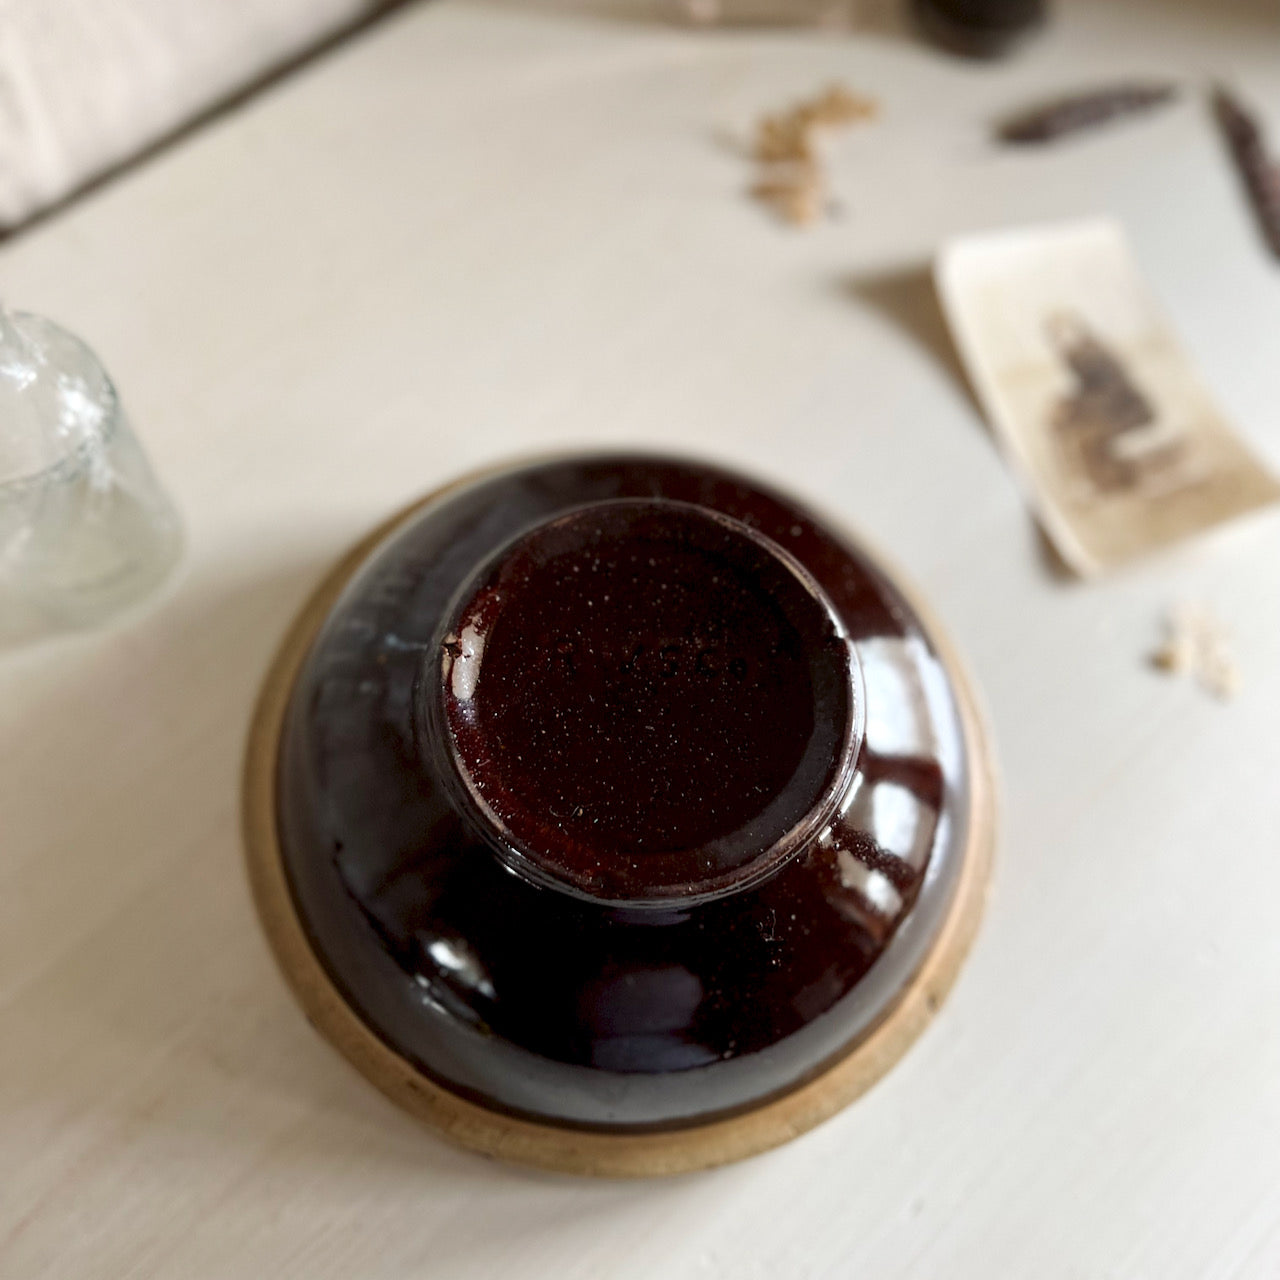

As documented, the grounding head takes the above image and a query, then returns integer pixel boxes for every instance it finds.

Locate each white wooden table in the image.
[3,2,1280,1275]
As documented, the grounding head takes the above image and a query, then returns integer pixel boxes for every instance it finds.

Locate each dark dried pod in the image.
[998,83,1177,145]
[1212,85,1280,259]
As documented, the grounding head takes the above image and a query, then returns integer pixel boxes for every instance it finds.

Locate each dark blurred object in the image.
[913,0,1047,57]
[998,84,1178,145]
[1213,85,1280,260]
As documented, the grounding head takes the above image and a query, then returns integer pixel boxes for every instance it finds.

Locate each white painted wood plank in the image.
[2,1,1279,1275]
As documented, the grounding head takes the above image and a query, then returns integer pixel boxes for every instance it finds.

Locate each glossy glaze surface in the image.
[276,456,970,1129]
[437,498,857,905]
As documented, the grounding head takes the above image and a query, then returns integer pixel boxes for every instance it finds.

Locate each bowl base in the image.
[242,479,997,1177]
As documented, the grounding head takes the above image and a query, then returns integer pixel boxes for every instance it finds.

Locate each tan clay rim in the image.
[242,476,997,1178]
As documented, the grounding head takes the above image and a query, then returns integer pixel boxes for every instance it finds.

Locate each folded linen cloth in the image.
[0,0,392,231]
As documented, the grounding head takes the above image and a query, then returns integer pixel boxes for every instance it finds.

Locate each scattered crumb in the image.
[754,85,877,163]
[1150,623,1193,675]
[1150,603,1240,700]
[749,84,877,226]
[1198,638,1242,701]
[1150,644,1188,675]
[750,159,825,225]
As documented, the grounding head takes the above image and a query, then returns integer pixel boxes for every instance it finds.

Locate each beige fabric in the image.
[0,0,387,229]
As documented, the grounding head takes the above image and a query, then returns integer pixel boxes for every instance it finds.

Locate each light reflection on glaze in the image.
[444,622,487,702]
[421,932,496,1000]
[836,848,904,916]
[582,965,710,1072]
[855,635,940,759]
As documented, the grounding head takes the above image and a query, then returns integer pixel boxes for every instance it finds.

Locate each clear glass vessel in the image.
[0,309,181,634]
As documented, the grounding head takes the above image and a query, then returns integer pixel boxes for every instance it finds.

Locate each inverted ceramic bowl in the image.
[243,455,995,1175]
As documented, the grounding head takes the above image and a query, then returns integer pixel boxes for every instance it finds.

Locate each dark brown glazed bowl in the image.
[243,455,995,1175]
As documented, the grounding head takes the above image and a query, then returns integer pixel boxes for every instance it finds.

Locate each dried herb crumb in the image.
[750,84,877,226]
[1150,604,1240,700]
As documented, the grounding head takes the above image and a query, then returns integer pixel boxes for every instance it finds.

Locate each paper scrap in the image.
[935,219,1280,575]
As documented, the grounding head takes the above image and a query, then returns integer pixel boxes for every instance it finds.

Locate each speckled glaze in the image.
[275,456,971,1130]
[435,498,859,906]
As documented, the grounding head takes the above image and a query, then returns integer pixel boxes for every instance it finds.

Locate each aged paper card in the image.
[936,219,1280,575]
